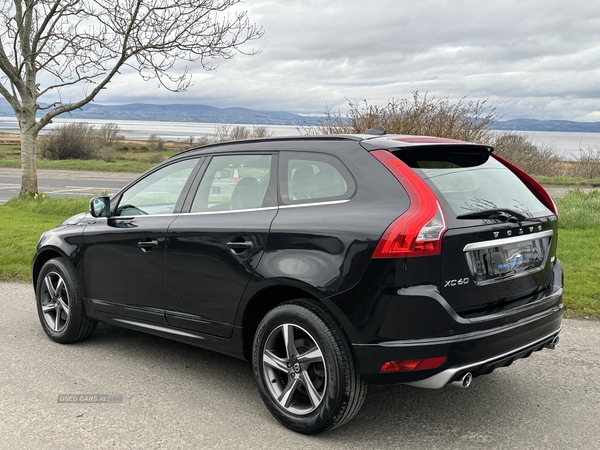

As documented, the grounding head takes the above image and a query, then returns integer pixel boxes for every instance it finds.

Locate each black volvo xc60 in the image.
[33,129,563,434]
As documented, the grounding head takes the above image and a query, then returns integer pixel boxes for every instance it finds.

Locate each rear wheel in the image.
[252,300,367,434]
[36,258,97,344]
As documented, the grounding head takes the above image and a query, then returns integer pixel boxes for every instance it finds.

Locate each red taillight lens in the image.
[491,153,558,216]
[371,150,447,258]
[380,357,447,373]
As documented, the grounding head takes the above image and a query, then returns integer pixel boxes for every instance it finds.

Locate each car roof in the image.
[173,133,492,159]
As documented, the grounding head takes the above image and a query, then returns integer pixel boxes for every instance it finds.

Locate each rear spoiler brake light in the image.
[491,153,558,216]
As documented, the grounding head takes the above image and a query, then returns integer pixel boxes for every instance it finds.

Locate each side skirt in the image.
[94,310,246,361]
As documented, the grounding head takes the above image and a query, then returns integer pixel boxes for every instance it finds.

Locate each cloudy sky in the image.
[92,0,600,121]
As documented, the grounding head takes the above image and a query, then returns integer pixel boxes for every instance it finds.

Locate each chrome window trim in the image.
[112,213,180,219]
[114,200,349,217]
[184,206,279,216]
[463,230,553,252]
[279,199,350,209]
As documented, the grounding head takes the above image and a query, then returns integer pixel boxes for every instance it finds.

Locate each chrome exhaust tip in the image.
[545,335,560,350]
[450,372,473,389]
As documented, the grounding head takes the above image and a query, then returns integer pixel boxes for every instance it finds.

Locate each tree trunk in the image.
[19,113,39,196]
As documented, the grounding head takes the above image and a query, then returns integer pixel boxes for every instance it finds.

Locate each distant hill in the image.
[73,103,319,125]
[491,118,600,133]
[2,99,600,131]
[0,99,317,126]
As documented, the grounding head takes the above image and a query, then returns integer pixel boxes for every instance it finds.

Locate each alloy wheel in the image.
[262,323,327,415]
[40,271,70,333]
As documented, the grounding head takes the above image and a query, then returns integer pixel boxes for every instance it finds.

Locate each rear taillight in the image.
[491,153,558,216]
[371,150,447,258]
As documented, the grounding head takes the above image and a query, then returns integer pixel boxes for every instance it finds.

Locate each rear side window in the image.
[190,154,273,212]
[279,152,355,205]
[394,149,552,219]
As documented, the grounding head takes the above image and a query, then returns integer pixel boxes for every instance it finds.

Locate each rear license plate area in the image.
[484,246,543,276]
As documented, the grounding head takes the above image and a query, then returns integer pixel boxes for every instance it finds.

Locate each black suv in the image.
[33,130,563,434]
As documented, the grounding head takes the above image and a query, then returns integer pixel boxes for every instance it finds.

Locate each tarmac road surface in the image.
[0,282,598,449]
[0,168,138,204]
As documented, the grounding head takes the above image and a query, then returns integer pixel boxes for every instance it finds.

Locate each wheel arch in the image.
[32,248,80,291]
[241,285,347,361]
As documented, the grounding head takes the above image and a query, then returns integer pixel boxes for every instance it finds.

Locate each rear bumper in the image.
[352,302,563,385]
[403,326,561,388]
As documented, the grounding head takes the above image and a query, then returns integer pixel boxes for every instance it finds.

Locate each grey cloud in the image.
[73,0,600,121]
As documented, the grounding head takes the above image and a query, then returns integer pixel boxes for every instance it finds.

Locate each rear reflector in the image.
[371,150,447,258]
[380,357,447,373]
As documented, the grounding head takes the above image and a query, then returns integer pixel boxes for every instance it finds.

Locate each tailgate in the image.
[440,220,557,316]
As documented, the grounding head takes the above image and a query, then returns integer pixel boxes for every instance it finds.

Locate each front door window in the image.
[116,158,199,216]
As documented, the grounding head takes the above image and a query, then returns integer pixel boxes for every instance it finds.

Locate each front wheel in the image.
[252,300,367,434]
[36,257,97,344]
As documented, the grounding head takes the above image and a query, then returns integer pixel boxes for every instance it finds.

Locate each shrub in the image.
[229,125,251,141]
[249,126,273,138]
[211,124,274,143]
[147,134,164,150]
[96,123,123,147]
[40,122,97,160]
[573,146,600,180]
[40,122,123,161]
[491,132,562,177]
[304,91,499,143]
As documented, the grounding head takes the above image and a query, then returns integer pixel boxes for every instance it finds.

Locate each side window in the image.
[190,154,273,212]
[280,152,355,205]
[115,158,198,216]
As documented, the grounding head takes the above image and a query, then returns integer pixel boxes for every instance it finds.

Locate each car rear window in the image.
[392,148,553,220]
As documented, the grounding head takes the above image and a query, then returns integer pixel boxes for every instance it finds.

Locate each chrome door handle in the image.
[226,240,253,254]
[137,240,159,252]
[226,241,253,249]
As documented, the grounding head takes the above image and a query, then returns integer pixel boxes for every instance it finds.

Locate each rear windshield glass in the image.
[393,149,552,220]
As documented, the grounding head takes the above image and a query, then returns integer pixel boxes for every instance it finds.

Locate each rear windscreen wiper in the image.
[456,208,528,222]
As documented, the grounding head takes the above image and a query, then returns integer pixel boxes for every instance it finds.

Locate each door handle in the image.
[226,240,253,253]
[137,240,159,252]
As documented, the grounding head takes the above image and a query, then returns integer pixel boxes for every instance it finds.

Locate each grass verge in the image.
[0,191,598,319]
[0,157,156,172]
[555,189,600,318]
[0,196,90,282]
[533,175,600,187]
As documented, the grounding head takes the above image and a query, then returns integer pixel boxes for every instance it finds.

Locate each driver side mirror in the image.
[89,196,111,218]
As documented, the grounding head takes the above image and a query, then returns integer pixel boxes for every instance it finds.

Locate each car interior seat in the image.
[231,177,261,210]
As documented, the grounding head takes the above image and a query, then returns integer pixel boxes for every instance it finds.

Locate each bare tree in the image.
[0,1,263,195]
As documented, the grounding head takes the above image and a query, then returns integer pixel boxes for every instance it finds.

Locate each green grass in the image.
[0,138,180,173]
[533,175,600,187]
[555,189,600,229]
[0,191,598,319]
[0,157,157,172]
[0,196,90,282]
[557,229,600,318]
[555,190,600,318]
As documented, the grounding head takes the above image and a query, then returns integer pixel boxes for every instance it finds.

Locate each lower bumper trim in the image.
[403,326,561,389]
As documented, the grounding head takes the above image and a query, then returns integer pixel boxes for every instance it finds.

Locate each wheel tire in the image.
[35,257,97,344]
[252,300,367,434]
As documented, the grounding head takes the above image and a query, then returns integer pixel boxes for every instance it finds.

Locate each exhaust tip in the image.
[546,335,560,350]
[450,372,473,389]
